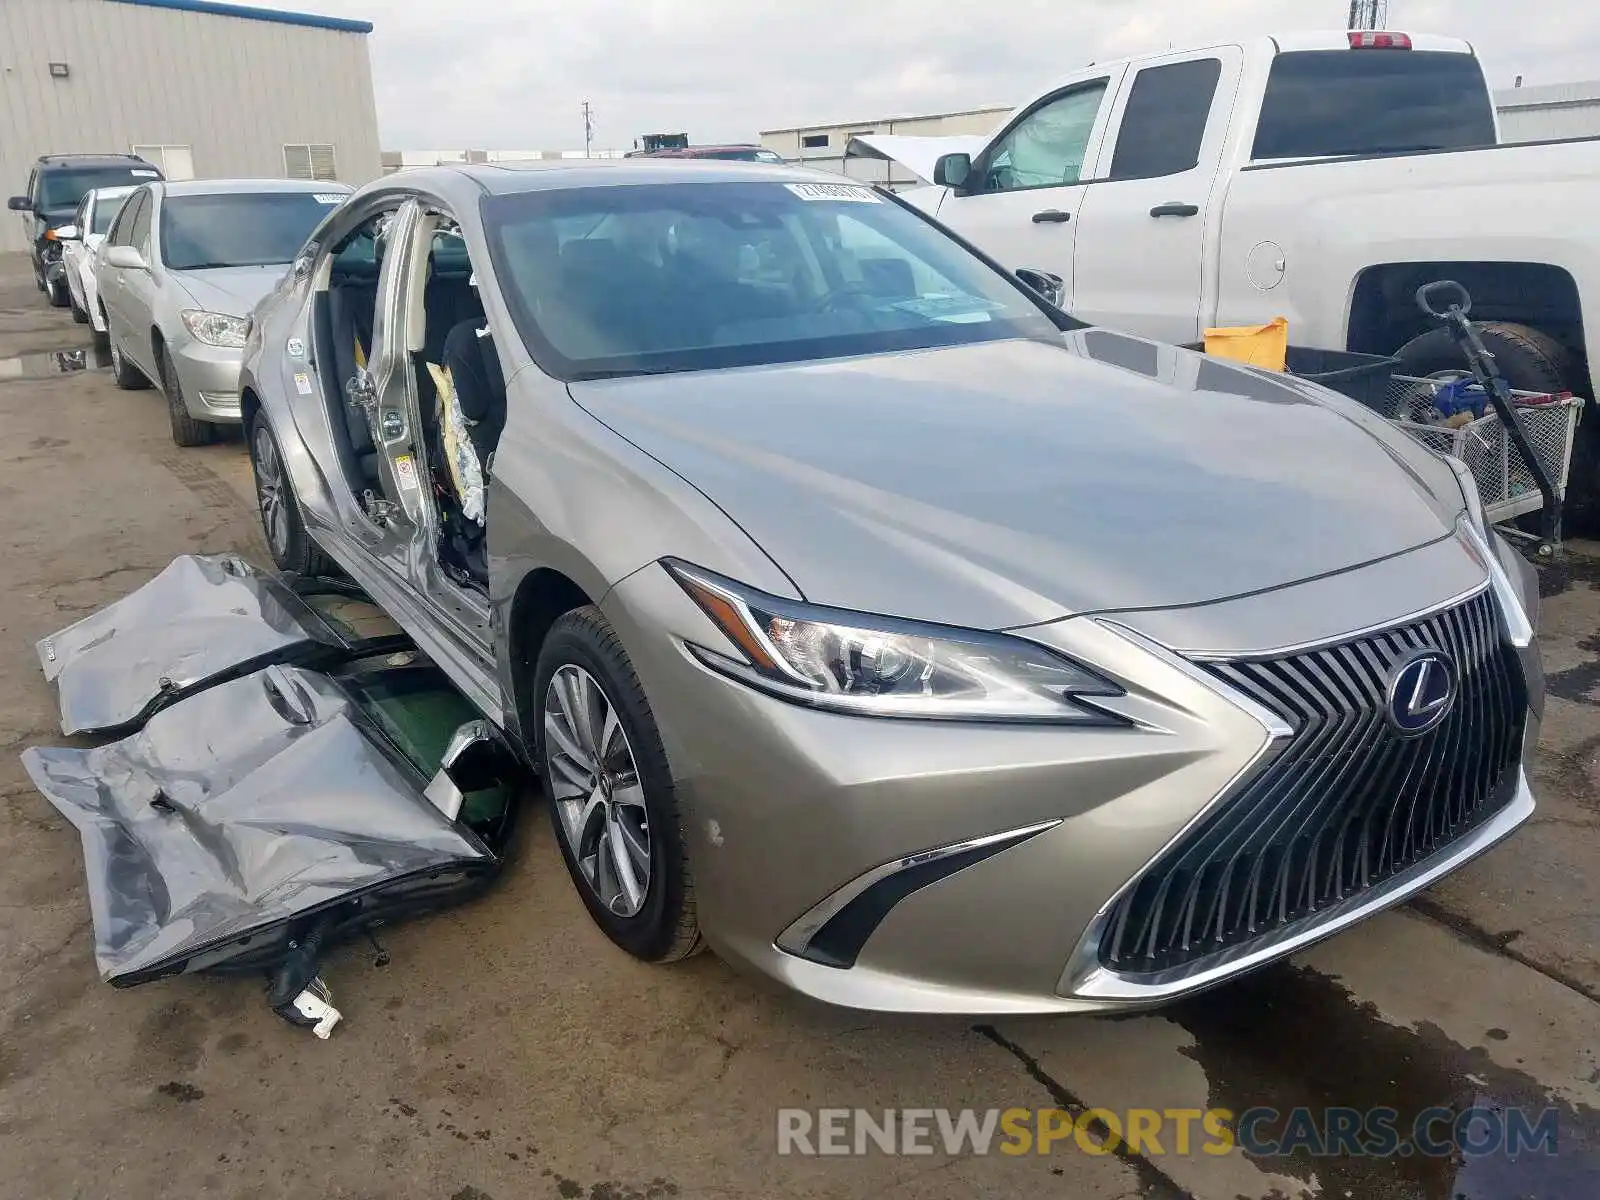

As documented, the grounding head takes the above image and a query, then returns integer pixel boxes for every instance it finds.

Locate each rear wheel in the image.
[249,412,335,576]
[535,607,703,964]
[107,334,149,390]
[158,346,214,447]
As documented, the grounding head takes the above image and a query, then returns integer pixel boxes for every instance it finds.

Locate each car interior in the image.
[314,212,386,497]
[407,218,504,592]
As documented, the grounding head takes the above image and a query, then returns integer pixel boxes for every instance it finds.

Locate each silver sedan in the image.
[95,178,351,446]
[237,159,1544,1014]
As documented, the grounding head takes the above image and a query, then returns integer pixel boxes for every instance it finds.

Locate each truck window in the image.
[1108,58,1224,180]
[978,81,1109,192]
[1252,50,1498,160]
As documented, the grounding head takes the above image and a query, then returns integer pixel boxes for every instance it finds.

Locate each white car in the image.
[57,185,136,340]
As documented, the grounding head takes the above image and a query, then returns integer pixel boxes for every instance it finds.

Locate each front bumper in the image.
[170,339,244,422]
[600,544,1540,1015]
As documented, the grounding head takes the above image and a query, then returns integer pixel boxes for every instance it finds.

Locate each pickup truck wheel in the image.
[1395,322,1574,396]
[535,606,704,964]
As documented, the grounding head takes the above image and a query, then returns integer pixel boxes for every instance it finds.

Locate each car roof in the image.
[156,178,354,198]
[395,157,857,199]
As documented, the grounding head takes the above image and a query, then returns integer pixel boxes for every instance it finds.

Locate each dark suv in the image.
[9,154,164,307]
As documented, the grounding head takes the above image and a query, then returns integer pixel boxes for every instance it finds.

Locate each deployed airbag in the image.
[21,662,497,986]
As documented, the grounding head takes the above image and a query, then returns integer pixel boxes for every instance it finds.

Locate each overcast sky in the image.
[293,0,1600,150]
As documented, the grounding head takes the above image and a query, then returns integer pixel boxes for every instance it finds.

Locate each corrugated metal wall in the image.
[1,0,381,251]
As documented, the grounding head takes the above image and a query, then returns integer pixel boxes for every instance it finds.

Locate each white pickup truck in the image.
[852,29,1600,505]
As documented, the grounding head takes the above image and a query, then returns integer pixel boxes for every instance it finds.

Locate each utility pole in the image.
[1347,0,1389,29]
[582,100,594,158]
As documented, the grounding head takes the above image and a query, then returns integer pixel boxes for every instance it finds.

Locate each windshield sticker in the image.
[312,193,345,205]
[293,371,313,395]
[130,169,159,178]
[785,182,881,204]
[890,294,1006,323]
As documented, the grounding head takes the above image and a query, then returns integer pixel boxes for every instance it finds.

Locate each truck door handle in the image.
[1150,202,1199,218]
[1031,209,1071,224]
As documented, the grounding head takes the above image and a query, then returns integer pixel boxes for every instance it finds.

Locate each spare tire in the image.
[1394,321,1575,394]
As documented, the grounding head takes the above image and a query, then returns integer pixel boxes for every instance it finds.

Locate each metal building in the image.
[1494,80,1600,143]
[760,106,1012,186]
[0,0,381,251]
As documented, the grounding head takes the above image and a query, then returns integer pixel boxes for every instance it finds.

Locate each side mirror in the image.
[7,196,31,212]
[1015,267,1065,308]
[932,153,972,190]
[104,245,147,271]
[49,224,80,241]
[423,719,514,821]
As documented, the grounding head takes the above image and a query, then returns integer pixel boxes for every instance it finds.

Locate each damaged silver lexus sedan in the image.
[228,159,1542,1014]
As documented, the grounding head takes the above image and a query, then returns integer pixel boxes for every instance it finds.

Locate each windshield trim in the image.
[480,181,1081,384]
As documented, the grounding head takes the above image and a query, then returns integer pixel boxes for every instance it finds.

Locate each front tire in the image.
[248,412,335,576]
[158,346,214,447]
[107,334,149,390]
[46,273,68,308]
[535,607,703,963]
[68,286,89,324]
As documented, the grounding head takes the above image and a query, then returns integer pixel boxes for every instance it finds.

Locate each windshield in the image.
[39,166,160,211]
[484,180,1064,380]
[90,190,134,235]
[159,191,342,270]
[1253,50,1498,160]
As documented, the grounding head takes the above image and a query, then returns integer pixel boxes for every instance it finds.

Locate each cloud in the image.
[292,0,1600,149]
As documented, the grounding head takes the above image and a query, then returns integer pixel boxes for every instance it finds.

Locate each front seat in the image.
[441,317,507,471]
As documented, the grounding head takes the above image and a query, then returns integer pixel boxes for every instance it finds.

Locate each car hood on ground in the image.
[569,329,1465,631]
[170,264,290,318]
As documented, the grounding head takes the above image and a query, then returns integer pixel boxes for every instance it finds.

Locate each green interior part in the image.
[348,667,512,830]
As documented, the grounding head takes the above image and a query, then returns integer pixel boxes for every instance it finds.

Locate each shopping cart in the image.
[1394,280,1585,558]
[1382,374,1584,535]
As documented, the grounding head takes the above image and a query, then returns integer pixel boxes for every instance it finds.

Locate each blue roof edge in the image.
[103,0,373,34]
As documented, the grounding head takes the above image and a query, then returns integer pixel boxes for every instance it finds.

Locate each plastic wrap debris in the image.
[426,361,486,524]
[21,661,501,986]
[36,553,406,736]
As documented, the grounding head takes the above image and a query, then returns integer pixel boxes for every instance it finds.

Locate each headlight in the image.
[180,310,249,348]
[665,560,1127,724]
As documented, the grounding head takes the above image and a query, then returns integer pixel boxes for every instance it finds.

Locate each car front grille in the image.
[1098,588,1526,976]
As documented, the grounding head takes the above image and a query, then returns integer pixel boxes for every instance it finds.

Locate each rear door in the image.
[1069,47,1243,344]
[931,72,1122,305]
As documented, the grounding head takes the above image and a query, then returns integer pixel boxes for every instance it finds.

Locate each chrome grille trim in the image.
[1093,588,1527,978]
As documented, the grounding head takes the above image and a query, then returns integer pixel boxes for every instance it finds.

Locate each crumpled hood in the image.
[571,329,1463,630]
[171,264,289,318]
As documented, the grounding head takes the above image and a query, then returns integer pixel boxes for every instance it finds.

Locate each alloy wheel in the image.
[252,425,291,560]
[543,664,651,917]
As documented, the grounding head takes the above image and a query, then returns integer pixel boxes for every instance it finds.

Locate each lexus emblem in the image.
[1385,650,1457,736]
